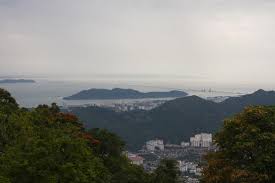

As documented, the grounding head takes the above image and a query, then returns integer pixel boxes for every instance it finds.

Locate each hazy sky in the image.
[1,0,275,87]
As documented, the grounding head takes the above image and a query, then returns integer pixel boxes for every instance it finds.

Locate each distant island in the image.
[0,79,36,84]
[64,88,188,100]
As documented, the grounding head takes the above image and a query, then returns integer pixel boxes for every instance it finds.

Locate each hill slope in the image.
[70,90,275,150]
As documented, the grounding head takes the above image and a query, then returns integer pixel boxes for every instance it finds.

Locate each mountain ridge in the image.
[69,89,275,150]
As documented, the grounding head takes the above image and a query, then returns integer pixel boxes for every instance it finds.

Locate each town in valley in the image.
[127,133,214,183]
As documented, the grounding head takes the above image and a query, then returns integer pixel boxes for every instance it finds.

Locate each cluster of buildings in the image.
[178,161,202,176]
[184,177,200,183]
[64,99,168,112]
[107,100,167,112]
[145,133,212,152]
[206,96,229,103]
[127,133,213,183]
[146,139,165,151]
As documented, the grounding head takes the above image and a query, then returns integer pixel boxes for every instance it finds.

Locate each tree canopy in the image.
[202,106,275,183]
[152,159,181,183]
[0,89,154,183]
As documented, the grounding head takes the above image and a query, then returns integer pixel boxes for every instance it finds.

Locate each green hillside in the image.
[70,90,275,150]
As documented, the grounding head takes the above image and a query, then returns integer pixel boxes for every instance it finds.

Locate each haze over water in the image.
[0,76,264,107]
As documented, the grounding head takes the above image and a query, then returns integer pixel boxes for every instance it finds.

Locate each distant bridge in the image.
[120,84,248,95]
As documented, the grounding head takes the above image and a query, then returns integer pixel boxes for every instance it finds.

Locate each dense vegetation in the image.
[202,106,275,183]
[64,88,187,100]
[1,88,274,182]
[0,88,182,183]
[70,90,275,150]
[152,159,181,183]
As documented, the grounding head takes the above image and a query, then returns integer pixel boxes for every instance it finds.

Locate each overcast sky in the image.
[1,0,275,87]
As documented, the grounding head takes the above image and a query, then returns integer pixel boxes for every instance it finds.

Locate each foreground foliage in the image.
[0,88,183,183]
[202,106,275,183]
[152,159,181,183]
[0,89,146,182]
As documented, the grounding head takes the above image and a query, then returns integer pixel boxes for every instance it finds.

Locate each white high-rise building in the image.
[190,133,212,147]
[146,139,164,151]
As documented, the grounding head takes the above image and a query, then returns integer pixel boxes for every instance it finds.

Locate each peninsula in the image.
[0,79,36,84]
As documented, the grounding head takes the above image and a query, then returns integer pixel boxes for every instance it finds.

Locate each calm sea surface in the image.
[0,79,254,108]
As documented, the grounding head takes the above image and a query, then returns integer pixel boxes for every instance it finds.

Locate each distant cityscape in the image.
[95,99,168,112]
[127,133,214,183]
[63,99,170,112]
[63,95,231,112]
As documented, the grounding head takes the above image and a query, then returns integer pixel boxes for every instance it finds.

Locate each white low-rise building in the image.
[195,167,202,176]
[146,139,164,151]
[178,161,200,175]
[178,161,188,172]
[181,142,190,147]
[127,153,144,166]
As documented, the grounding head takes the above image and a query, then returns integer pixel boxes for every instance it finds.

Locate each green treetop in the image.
[202,106,275,183]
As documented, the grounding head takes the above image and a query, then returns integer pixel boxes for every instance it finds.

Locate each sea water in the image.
[0,79,254,108]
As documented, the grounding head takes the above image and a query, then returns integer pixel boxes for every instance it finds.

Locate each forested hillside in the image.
[1,88,176,183]
[70,90,275,150]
